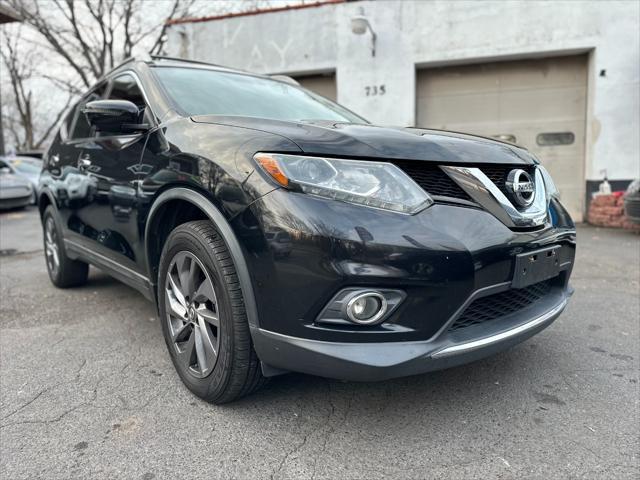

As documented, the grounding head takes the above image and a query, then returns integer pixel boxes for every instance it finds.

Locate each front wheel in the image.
[158,220,265,404]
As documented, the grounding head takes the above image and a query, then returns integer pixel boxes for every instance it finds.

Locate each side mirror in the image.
[82,100,149,134]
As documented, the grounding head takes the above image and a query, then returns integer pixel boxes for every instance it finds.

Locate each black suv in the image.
[39,57,576,403]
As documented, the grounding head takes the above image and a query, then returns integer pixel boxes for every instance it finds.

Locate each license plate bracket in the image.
[512,246,561,288]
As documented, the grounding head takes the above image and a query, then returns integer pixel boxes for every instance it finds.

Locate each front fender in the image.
[144,187,261,331]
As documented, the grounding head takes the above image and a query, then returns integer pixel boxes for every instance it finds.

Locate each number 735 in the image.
[365,85,386,96]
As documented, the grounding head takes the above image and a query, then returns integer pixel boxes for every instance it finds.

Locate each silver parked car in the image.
[0,158,34,210]
[6,156,41,200]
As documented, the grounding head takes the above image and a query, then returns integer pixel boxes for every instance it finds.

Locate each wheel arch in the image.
[145,187,260,330]
[37,188,57,220]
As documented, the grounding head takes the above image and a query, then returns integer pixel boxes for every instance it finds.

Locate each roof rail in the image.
[97,53,157,80]
[270,74,300,86]
[149,55,223,68]
[98,56,137,80]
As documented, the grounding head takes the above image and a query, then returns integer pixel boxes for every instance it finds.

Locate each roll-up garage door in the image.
[416,55,588,221]
[295,72,337,101]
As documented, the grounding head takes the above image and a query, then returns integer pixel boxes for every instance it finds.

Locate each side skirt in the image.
[64,239,155,301]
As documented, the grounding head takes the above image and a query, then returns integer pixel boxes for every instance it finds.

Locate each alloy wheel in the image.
[44,217,60,276]
[165,251,220,378]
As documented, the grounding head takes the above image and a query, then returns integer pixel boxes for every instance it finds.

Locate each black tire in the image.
[43,205,89,288]
[158,220,266,404]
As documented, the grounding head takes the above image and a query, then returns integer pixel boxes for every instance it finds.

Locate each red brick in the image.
[588,206,608,216]
[590,195,617,207]
[602,206,624,216]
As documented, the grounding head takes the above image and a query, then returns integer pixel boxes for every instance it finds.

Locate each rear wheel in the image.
[158,220,265,404]
[43,205,89,288]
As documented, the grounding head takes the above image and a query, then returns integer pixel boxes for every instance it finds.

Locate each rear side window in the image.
[60,106,76,140]
[108,74,145,107]
[107,73,152,127]
[69,83,107,140]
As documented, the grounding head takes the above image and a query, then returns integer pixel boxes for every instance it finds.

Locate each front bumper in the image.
[253,285,571,381]
[0,194,32,210]
[237,189,576,379]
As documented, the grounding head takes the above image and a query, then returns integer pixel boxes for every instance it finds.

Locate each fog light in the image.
[346,292,388,325]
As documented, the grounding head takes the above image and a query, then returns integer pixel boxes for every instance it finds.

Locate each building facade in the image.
[167,0,640,221]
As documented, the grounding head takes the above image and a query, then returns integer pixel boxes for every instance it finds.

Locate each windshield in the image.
[153,67,365,123]
[11,160,41,174]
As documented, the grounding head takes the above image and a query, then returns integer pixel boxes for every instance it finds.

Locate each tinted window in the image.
[61,106,76,139]
[153,67,364,123]
[70,83,107,139]
[108,74,145,107]
[107,74,152,128]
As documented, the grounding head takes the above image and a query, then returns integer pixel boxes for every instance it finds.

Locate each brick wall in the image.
[588,193,640,232]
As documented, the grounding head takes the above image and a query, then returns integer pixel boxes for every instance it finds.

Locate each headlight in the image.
[538,165,560,200]
[254,153,433,214]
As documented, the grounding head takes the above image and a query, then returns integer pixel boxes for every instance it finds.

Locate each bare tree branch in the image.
[1,0,207,151]
[39,74,85,96]
[7,1,93,87]
[35,95,73,148]
[1,26,76,150]
[150,0,195,55]
[6,0,198,87]
[1,28,36,149]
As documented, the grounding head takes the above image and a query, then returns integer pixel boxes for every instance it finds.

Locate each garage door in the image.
[417,55,587,221]
[295,72,337,101]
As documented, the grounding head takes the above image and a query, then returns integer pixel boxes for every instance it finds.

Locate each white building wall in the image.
[167,0,640,182]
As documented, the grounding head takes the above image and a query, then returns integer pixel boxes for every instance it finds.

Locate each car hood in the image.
[0,173,32,188]
[18,172,39,186]
[192,116,536,165]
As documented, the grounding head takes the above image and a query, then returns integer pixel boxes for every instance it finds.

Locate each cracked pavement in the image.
[1,207,638,479]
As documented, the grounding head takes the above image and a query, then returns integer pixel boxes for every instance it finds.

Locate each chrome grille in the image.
[391,161,536,204]
[390,161,472,201]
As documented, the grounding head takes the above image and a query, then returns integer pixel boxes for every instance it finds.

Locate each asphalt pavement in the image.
[0,206,638,479]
